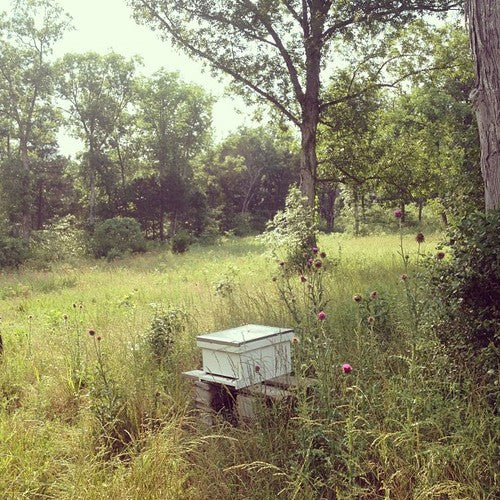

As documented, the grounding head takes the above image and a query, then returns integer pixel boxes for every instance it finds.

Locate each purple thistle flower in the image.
[342,363,353,374]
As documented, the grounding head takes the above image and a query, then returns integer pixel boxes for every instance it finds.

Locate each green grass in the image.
[0,233,497,499]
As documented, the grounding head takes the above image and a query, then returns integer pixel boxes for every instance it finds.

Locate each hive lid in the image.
[196,324,293,347]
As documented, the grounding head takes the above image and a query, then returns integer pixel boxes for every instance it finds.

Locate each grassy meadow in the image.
[0,233,497,499]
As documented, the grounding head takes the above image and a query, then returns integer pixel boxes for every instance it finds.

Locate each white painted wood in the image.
[195,324,294,389]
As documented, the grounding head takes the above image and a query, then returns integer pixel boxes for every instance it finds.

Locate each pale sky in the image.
[0,0,250,155]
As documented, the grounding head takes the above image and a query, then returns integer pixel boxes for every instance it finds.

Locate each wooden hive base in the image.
[186,372,316,425]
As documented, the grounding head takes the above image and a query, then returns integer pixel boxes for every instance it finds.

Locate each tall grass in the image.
[0,233,497,498]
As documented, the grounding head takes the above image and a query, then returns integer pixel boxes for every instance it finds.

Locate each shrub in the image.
[426,210,499,372]
[92,217,146,259]
[261,185,317,270]
[145,304,187,364]
[0,234,29,268]
[232,212,254,236]
[30,215,87,264]
[171,230,192,254]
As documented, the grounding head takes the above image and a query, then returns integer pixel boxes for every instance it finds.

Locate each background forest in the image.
[0,1,498,498]
[0,0,484,265]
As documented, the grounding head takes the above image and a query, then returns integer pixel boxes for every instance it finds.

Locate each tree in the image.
[466,0,500,210]
[128,0,460,207]
[0,0,70,236]
[55,52,138,226]
[137,70,212,239]
[200,126,298,232]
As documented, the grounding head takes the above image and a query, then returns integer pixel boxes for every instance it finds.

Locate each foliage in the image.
[0,0,72,235]
[0,234,29,268]
[261,186,317,270]
[136,70,213,240]
[199,126,298,233]
[145,304,187,365]
[92,217,146,259]
[426,210,500,372]
[29,215,87,264]
[55,51,138,224]
[170,230,192,254]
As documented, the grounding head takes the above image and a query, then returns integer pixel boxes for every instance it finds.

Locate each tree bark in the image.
[299,4,324,207]
[466,0,500,210]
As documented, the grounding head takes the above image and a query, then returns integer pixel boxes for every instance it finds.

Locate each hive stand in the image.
[184,371,316,425]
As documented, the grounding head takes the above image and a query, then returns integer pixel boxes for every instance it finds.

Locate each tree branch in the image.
[135,0,301,126]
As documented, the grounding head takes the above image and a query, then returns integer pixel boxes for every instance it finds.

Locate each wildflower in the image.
[342,363,352,374]
[88,329,96,336]
[353,294,362,303]
[416,232,425,243]
[291,336,300,344]
[394,209,403,218]
[370,290,378,300]
[436,251,445,260]
[279,261,285,267]
[317,311,327,320]
[272,277,277,282]
[312,247,319,254]
[72,303,77,309]
[254,365,261,373]
[367,316,375,325]
[97,336,102,342]
[63,314,68,321]
[400,273,408,281]
[307,258,313,267]
[320,251,326,259]
[314,259,322,269]
[28,315,33,320]
[300,274,307,283]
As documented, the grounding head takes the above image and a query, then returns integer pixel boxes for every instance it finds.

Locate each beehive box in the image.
[196,324,294,389]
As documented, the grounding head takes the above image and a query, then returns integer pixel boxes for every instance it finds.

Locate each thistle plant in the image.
[273,247,330,329]
[88,329,126,456]
[394,210,430,348]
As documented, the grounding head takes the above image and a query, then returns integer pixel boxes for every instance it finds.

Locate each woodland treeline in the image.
[0,1,485,256]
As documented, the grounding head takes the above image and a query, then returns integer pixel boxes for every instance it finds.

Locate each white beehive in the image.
[196,324,294,389]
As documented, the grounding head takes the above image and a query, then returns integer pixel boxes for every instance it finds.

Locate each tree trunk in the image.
[353,187,360,237]
[299,9,324,208]
[466,0,500,210]
[159,211,165,241]
[19,139,31,238]
[418,200,423,222]
[36,180,44,230]
[323,184,338,233]
[441,210,448,226]
[88,146,97,227]
[300,120,318,207]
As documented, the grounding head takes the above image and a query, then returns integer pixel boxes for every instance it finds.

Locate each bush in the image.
[426,210,499,372]
[30,215,87,264]
[0,234,29,268]
[92,217,146,259]
[261,185,317,270]
[171,230,192,254]
[145,304,187,364]
[232,212,254,236]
